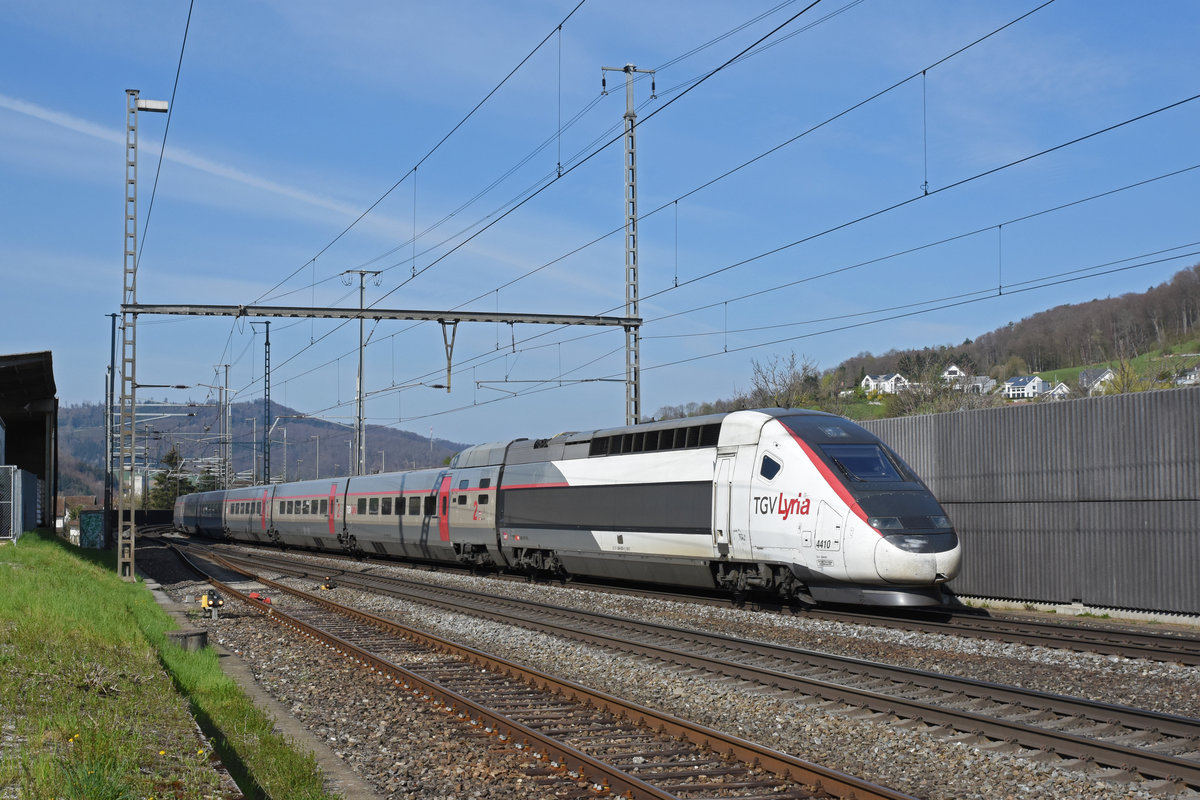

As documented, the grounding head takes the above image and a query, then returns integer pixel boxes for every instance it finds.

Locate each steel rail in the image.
[208,546,1200,791]
[195,536,1200,665]
[800,607,1200,666]
[175,544,917,800]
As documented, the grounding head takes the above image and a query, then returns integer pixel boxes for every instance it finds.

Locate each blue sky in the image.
[2,0,1197,447]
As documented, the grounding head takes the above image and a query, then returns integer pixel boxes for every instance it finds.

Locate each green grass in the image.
[1037,341,1200,389]
[838,399,889,421]
[0,531,338,800]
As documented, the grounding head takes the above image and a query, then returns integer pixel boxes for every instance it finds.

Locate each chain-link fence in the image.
[0,466,17,540]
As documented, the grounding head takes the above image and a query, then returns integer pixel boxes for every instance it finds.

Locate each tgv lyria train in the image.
[175,409,961,606]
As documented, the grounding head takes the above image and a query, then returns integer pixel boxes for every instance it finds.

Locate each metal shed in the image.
[0,351,58,531]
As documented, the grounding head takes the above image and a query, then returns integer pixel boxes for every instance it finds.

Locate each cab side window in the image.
[760,455,782,481]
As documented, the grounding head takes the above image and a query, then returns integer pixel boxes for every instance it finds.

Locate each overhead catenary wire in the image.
[343,243,1200,427]
[255,0,852,308]
[230,0,839,394]
[435,98,1200,374]
[359,0,1061,332]
[241,92,1200,418]
[214,0,592,373]
[217,3,1192,432]
[136,0,195,273]
[249,0,590,307]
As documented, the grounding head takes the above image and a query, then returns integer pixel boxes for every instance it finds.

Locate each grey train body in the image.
[175,409,961,607]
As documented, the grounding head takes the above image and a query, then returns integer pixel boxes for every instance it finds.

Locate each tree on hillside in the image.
[883,361,1002,418]
[1104,357,1171,395]
[747,351,821,408]
[990,355,1029,382]
[147,446,195,510]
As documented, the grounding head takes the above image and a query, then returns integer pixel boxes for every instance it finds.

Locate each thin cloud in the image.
[0,91,360,219]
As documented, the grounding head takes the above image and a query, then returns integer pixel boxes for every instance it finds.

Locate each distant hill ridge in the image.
[833,264,1200,384]
[652,264,1200,421]
[58,399,469,496]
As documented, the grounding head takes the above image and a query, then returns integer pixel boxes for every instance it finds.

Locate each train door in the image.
[437,475,451,542]
[813,501,847,579]
[713,454,733,557]
[715,449,753,561]
[327,483,338,537]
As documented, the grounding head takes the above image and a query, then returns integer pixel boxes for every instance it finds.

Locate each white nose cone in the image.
[874,537,961,584]
[874,538,936,584]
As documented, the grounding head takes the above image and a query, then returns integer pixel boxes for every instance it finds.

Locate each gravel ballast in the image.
[141,541,1199,800]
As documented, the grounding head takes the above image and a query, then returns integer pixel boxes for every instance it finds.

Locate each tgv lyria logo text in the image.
[754,493,811,520]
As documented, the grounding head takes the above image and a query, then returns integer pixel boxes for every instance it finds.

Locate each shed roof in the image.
[0,351,57,423]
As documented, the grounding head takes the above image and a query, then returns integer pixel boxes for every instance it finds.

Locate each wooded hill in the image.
[58,400,467,497]
[834,264,1200,383]
[654,263,1200,420]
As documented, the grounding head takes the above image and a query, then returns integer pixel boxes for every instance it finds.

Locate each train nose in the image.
[874,538,938,584]
[873,531,962,584]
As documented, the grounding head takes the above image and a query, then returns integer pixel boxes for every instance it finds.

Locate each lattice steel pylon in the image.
[117,90,167,581]
[603,64,654,426]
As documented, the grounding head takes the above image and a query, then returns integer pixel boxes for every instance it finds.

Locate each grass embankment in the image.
[0,530,337,800]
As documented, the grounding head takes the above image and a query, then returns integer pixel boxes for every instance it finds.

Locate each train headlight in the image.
[887,535,933,553]
[868,516,902,530]
[929,515,952,529]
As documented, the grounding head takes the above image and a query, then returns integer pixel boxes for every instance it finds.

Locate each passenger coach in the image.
[175,409,961,606]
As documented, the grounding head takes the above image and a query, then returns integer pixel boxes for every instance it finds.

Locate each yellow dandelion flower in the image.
[159,750,166,755]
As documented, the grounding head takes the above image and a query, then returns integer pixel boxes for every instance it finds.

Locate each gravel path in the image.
[141,540,1200,800]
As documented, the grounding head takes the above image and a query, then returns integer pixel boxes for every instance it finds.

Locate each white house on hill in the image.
[1044,381,1071,400]
[941,364,968,383]
[861,374,910,394]
[1002,375,1049,399]
[1079,367,1116,395]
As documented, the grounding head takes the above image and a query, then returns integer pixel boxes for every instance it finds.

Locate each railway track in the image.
[198,543,1200,794]
[196,536,1200,666]
[171,543,916,800]
[799,606,1200,667]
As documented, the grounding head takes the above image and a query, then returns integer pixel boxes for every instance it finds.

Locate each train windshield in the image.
[819,443,904,483]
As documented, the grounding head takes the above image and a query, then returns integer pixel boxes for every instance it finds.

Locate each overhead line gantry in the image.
[121,302,641,396]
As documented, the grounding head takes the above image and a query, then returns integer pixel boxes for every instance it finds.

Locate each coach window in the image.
[409,497,421,515]
[480,478,491,489]
[459,479,469,490]
[394,496,402,514]
[319,499,327,514]
[369,497,379,515]
[357,498,367,515]
[478,494,489,505]
[425,496,437,516]
[381,497,392,515]
[760,454,782,481]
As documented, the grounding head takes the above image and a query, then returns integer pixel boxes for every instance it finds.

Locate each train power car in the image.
[175,409,961,606]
